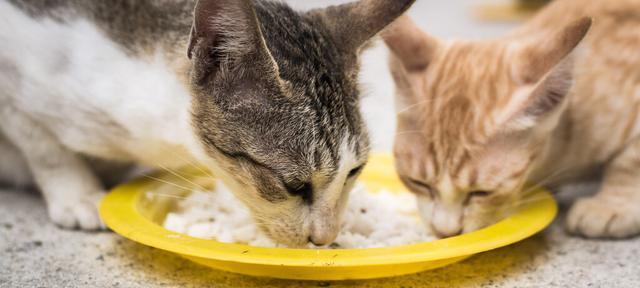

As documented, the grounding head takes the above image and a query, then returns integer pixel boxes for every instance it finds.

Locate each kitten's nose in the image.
[431,223,463,238]
[308,230,336,246]
[309,219,339,246]
[308,236,327,246]
[431,205,463,238]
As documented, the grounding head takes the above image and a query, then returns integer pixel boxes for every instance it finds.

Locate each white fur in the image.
[307,137,359,244]
[0,131,32,187]
[0,3,206,229]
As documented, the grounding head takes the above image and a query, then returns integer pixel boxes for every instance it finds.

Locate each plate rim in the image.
[100,154,557,268]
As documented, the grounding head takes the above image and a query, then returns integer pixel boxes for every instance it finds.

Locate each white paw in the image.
[566,196,640,238]
[47,192,106,231]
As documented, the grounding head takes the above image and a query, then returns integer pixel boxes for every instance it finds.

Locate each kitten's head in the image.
[186,0,414,246]
[384,16,591,237]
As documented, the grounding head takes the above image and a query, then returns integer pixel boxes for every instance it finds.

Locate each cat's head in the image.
[186,0,414,246]
[384,16,592,237]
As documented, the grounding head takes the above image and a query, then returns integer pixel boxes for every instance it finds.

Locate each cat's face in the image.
[187,0,414,246]
[385,16,591,237]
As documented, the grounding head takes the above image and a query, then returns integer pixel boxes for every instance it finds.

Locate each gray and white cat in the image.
[0,0,414,246]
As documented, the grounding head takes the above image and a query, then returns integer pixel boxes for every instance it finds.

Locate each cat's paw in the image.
[566,196,640,238]
[47,192,106,231]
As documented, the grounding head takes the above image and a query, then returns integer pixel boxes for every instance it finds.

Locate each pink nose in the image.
[308,229,337,246]
[431,223,463,238]
[309,220,339,246]
[431,208,463,238]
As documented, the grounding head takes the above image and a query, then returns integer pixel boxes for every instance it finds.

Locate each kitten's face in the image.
[187,0,414,246]
[394,128,543,237]
[392,43,543,236]
[385,16,591,237]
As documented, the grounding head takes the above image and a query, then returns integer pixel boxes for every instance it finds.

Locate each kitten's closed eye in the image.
[348,165,365,178]
[285,165,364,204]
[287,182,313,204]
[404,177,434,197]
[468,190,492,198]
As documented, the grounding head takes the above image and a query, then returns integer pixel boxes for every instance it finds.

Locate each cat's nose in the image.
[308,227,338,246]
[431,205,463,238]
[309,220,339,246]
[307,236,325,246]
[431,223,463,238]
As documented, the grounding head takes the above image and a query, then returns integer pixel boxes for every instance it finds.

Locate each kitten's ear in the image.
[504,17,592,131]
[187,0,278,83]
[310,0,417,52]
[515,17,592,84]
[382,15,439,71]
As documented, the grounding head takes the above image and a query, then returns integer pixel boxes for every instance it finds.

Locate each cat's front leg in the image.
[0,106,105,230]
[566,140,640,238]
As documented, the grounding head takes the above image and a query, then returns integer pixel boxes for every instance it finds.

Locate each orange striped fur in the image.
[385,0,640,238]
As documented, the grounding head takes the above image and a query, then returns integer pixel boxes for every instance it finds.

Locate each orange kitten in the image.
[384,0,640,239]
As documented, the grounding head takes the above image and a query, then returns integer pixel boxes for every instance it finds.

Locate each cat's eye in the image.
[287,182,313,204]
[348,165,365,178]
[469,190,492,198]
[406,178,434,196]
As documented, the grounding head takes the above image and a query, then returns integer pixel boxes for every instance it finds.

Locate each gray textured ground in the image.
[2,187,640,288]
[3,1,640,287]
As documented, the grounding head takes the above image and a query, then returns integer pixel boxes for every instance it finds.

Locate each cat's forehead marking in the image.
[338,137,359,171]
[437,174,459,204]
[419,43,519,148]
[317,137,358,201]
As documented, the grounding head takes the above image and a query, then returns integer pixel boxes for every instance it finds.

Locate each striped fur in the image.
[1,0,414,246]
[385,0,640,238]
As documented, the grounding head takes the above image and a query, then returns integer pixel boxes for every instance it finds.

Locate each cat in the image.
[0,0,415,247]
[384,0,640,239]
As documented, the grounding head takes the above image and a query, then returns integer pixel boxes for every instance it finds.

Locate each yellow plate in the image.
[100,153,557,280]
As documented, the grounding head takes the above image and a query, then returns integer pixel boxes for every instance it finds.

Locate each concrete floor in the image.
[3,187,640,287]
[3,1,640,287]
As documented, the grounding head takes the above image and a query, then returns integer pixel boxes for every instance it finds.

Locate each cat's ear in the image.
[310,0,416,52]
[187,0,278,83]
[503,17,592,131]
[383,15,439,71]
[515,17,592,84]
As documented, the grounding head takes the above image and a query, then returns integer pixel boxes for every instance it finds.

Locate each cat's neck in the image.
[529,109,605,186]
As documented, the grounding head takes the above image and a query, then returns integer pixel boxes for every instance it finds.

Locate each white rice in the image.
[163,180,434,248]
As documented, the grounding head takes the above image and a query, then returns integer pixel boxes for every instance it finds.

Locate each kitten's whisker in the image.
[504,196,551,211]
[158,146,216,179]
[154,144,216,179]
[144,192,190,200]
[155,163,210,192]
[142,174,196,192]
[395,130,425,137]
[188,163,216,179]
[520,167,574,196]
[513,194,550,205]
[396,99,437,115]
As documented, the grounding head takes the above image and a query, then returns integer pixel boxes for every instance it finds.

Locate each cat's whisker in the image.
[144,192,190,200]
[142,174,197,192]
[519,166,574,196]
[156,145,216,179]
[504,196,552,212]
[394,130,426,137]
[153,163,211,192]
[513,194,550,205]
[396,99,437,115]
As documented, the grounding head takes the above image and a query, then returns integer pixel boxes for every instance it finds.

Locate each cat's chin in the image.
[461,223,490,235]
[259,225,310,248]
